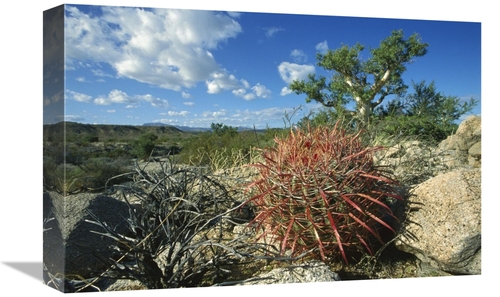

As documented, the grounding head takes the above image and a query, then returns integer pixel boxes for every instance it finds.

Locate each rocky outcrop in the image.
[376,116,482,275]
[394,168,481,275]
[240,261,340,285]
[375,116,481,191]
[437,115,481,168]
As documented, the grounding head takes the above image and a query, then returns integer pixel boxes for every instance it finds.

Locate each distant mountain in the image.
[142,122,210,132]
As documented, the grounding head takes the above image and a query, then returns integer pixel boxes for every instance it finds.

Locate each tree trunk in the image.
[358,100,372,126]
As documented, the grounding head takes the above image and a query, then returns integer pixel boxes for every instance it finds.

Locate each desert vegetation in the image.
[43,29,478,292]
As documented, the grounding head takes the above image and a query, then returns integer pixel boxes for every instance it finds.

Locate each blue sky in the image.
[43,4,481,128]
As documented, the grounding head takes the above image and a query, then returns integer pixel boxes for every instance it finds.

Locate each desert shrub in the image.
[131,132,158,160]
[77,157,130,190]
[43,156,130,194]
[43,142,65,165]
[75,158,289,291]
[43,163,86,194]
[196,147,261,174]
[245,122,403,264]
[43,156,64,192]
[179,123,265,168]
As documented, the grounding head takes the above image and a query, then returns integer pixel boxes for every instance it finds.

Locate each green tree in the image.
[289,29,428,126]
[405,80,477,123]
[374,80,478,142]
[210,122,238,137]
[132,132,158,160]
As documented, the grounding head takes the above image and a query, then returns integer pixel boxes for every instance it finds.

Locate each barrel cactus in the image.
[245,123,403,264]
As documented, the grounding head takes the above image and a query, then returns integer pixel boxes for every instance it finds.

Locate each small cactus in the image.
[245,123,403,264]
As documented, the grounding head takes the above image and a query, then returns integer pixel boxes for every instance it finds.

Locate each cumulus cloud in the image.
[138,94,170,108]
[316,40,329,53]
[280,87,293,96]
[278,62,315,96]
[66,90,92,103]
[290,49,307,63]
[65,6,242,92]
[205,71,241,94]
[232,83,272,100]
[252,83,272,98]
[278,62,315,84]
[94,89,134,105]
[67,89,169,108]
[232,88,255,100]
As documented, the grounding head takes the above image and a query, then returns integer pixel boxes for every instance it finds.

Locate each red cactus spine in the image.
[245,122,403,264]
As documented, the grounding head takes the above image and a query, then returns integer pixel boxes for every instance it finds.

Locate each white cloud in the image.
[66,89,92,103]
[183,102,195,106]
[252,83,272,98]
[232,83,271,100]
[278,62,315,84]
[107,109,116,113]
[181,92,191,99]
[64,114,84,122]
[280,87,293,96]
[167,111,190,116]
[227,12,241,18]
[202,109,227,117]
[94,89,134,105]
[205,70,240,94]
[65,6,242,92]
[290,49,307,63]
[137,94,169,108]
[240,79,251,89]
[91,69,113,77]
[316,40,329,53]
[232,88,255,100]
[153,118,180,125]
[265,27,284,38]
[67,89,169,108]
[230,106,299,128]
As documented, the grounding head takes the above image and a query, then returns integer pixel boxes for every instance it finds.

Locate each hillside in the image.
[43,121,187,143]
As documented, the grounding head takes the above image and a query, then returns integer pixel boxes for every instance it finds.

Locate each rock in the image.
[437,115,481,168]
[468,141,481,167]
[375,140,448,186]
[43,191,134,279]
[240,261,340,285]
[455,115,481,137]
[394,168,481,275]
